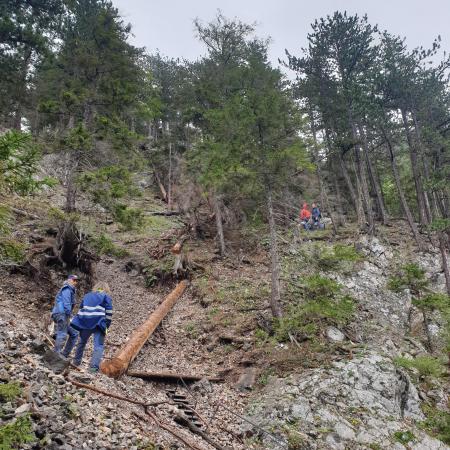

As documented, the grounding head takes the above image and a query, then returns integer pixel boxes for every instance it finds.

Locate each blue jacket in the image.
[312,207,321,220]
[71,291,113,333]
[52,283,76,316]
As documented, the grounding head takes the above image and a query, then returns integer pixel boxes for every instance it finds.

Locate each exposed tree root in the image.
[67,377,169,408]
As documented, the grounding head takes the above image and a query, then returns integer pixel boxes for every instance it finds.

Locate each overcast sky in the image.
[113,0,450,73]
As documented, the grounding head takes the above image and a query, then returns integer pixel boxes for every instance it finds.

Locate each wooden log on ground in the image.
[126,370,223,383]
[101,280,188,378]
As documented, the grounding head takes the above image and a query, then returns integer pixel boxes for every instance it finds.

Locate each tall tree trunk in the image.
[64,116,77,212]
[339,152,366,229]
[354,146,374,234]
[331,158,345,225]
[401,109,429,225]
[384,131,422,249]
[308,109,337,234]
[212,193,226,257]
[411,109,435,221]
[439,233,450,295]
[168,142,173,211]
[359,125,388,225]
[266,186,283,318]
[348,112,373,233]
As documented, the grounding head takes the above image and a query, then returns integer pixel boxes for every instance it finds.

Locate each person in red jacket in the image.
[299,203,312,230]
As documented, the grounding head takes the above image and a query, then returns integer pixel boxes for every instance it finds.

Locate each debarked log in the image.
[126,370,223,383]
[101,280,189,378]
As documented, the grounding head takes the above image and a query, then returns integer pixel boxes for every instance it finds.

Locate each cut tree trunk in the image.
[101,280,188,378]
[127,371,223,383]
[266,187,283,318]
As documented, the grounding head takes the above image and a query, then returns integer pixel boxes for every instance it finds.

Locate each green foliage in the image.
[428,219,450,233]
[393,430,415,445]
[275,275,355,342]
[80,166,138,206]
[0,207,25,264]
[113,205,144,231]
[62,123,92,152]
[255,328,271,347]
[0,415,35,450]
[306,243,362,272]
[258,367,275,386]
[143,256,173,287]
[413,293,450,312]
[387,263,428,294]
[89,233,128,258]
[0,382,22,402]
[394,356,445,378]
[421,406,450,444]
[0,239,26,264]
[0,131,44,194]
[184,322,199,339]
[303,274,341,298]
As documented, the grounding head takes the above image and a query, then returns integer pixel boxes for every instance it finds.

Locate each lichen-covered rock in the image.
[244,353,448,449]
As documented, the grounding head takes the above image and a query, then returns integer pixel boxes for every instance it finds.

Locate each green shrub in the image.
[0,415,35,449]
[79,166,140,210]
[113,204,144,230]
[394,356,445,378]
[388,263,428,294]
[0,239,26,264]
[421,406,450,444]
[316,243,362,271]
[413,293,450,312]
[0,131,43,195]
[275,296,355,343]
[0,206,11,235]
[393,430,415,445]
[89,233,128,257]
[0,382,21,402]
[275,275,355,343]
[304,274,341,298]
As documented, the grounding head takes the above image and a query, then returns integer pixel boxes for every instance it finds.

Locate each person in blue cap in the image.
[51,275,79,357]
[71,282,113,373]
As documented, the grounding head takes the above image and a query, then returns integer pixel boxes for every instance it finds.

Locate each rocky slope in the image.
[1,177,449,449]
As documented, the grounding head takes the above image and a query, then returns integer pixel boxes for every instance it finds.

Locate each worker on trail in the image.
[51,275,79,357]
[70,282,113,373]
[299,203,312,230]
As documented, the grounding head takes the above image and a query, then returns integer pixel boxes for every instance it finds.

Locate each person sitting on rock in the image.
[51,275,79,357]
[311,202,322,225]
[299,203,312,230]
[70,282,113,373]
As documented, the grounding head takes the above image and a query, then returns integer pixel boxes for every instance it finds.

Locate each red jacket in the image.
[300,208,311,220]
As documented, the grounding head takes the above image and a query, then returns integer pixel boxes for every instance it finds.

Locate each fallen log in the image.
[126,370,223,383]
[145,211,181,216]
[101,280,189,378]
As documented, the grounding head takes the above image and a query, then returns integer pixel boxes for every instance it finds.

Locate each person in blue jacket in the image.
[51,275,79,356]
[70,282,113,373]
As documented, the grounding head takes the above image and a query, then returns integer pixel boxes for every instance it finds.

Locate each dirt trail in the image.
[93,258,250,449]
